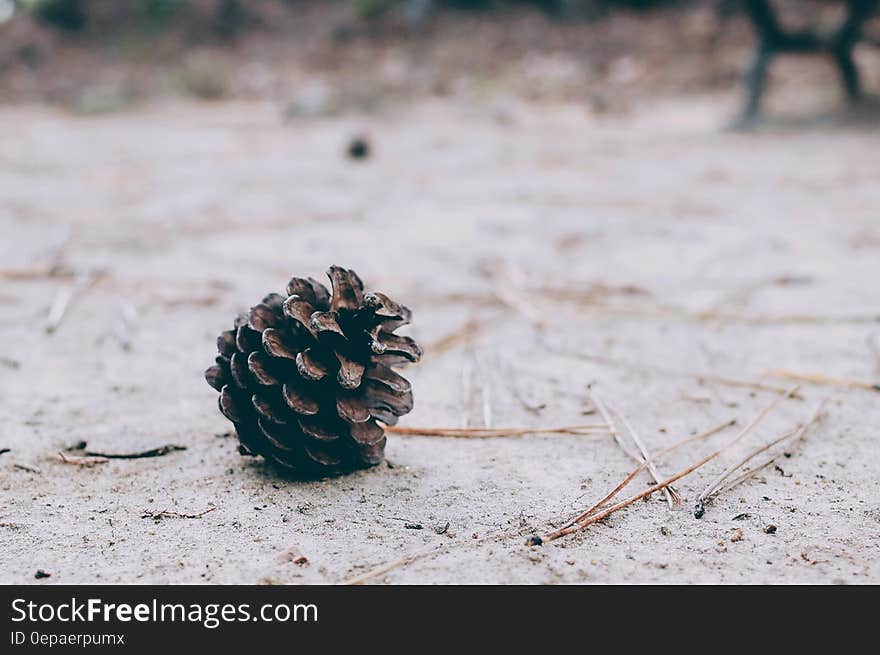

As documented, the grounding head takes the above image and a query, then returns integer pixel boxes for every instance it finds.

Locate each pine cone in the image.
[205,266,421,476]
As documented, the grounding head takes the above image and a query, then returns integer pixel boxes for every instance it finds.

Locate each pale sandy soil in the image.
[0,94,878,584]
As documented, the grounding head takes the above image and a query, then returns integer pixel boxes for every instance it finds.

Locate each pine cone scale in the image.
[335,353,365,389]
[327,266,363,311]
[217,330,237,357]
[246,351,282,386]
[282,383,320,415]
[364,363,410,394]
[296,348,329,381]
[261,328,299,360]
[350,419,385,445]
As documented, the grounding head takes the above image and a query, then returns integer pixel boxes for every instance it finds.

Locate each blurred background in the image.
[0,0,878,117]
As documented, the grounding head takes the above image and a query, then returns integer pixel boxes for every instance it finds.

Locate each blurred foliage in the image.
[18,0,682,33]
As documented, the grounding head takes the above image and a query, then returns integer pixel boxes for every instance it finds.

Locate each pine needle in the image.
[589,389,679,509]
[57,452,109,467]
[554,418,736,535]
[763,369,880,392]
[343,545,446,585]
[534,393,798,543]
[614,405,682,509]
[538,441,730,544]
[386,424,609,438]
[695,386,799,508]
[710,400,827,500]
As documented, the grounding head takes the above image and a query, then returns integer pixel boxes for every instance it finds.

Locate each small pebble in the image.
[347,137,370,160]
[764,524,777,534]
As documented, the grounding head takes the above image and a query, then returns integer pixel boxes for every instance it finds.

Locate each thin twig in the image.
[589,389,678,507]
[538,443,731,544]
[698,426,799,501]
[763,369,880,392]
[58,451,109,467]
[344,545,448,585]
[537,392,795,543]
[695,386,800,510]
[613,405,682,509]
[587,389,642,463]
[82,445,186,459]
[13,463,41,473]
[0,448,9,456]
[558,418,736,532]
[344,523,538,585]
[0,265,76,281]
[712,400,827,499]
[386,424,608,438]
[142,506,216,520]
[715,459,777,496]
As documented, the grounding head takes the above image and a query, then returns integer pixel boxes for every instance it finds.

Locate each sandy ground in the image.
[1,94,879,584]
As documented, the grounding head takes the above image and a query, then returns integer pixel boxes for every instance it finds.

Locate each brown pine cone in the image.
[205,266,421,476]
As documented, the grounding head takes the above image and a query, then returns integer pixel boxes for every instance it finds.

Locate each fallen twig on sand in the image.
[344,545,447,585]
[763,369,880,392]
[385,424,608,438]
[589,389,679,509]
[57,452,109,467]
[142,506,216,521]
[712,401,827,500]
[80,445,187,459]
[617,409,682,509]
[693,387,800,517]
[533,392,796,543]
[13,463,41,473]
[348,415,727,581]
[694,426,798,509]
[0,265,76,281]
[344,521,538,585]
[536,445,729,544]
[548,419,736,541]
